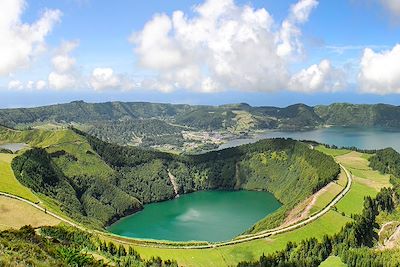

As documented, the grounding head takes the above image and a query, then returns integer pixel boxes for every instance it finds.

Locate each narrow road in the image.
[0,164,352,250]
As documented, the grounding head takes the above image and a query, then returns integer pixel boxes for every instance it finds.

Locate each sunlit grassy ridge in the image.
[0,127,140,228]
[0,128,113,179]
[315,146,350,157]
[0,153,38,202]
[310,170,347,214]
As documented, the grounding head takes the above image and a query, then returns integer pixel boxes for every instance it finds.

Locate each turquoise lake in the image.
[107,191,281,242]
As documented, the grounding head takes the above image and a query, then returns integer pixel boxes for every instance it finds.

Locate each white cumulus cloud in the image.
[8,80,23,90]
[359,44,400,94]
[48,40,80,90]
[277,0,318,58]
[35,80,47,90]
[52,43,78,73]
[7,79,48,90]
[131,0,321,93]
[48,72,77,90]
[289,60,347,92]
[90,67,138,91]
[379,0,400,16]
[0,0,61,76]
[91,68,121,90]
[26,80,34,89]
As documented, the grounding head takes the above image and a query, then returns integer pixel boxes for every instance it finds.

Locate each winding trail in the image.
[378,221,400,249]
[0,164,352,250]
[378,221,397,237]
[384,225,400,249]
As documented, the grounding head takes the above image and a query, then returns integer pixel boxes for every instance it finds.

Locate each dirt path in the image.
[378,221,397,237]
[381,225,400,250]
[281,183,333,227]
[167,169,179,197]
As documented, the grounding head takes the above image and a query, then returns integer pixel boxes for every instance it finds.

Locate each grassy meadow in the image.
[0,153,38,202]
[0,196,60,230]
[319,256,347,267]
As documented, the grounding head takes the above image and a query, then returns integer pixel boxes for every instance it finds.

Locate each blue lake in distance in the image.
[220,127,400,152]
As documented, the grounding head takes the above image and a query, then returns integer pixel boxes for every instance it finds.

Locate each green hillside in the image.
[0,126,339,233]
[2,101,400,148]
[314,103,400,127]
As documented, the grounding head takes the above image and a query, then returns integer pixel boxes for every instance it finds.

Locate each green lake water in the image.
[107,190,281,242]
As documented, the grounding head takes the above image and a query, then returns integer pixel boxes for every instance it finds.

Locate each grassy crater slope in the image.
[1,126,339,234]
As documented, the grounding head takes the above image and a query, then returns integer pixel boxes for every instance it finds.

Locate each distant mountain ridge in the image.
[1,101,400,130]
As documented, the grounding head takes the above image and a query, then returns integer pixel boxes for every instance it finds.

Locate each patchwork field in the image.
[335,151,391,216]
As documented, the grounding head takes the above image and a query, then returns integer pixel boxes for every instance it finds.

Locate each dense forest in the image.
[8,127,339,232]
[370,148,400,181]
[0,225,177,266]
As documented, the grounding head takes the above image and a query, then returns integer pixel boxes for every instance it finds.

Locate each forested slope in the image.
[0,128,142,228]
[369,148,400,180]
[314,103,400,127]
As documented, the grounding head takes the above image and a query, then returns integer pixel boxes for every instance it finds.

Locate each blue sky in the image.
[1,0,400,108]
